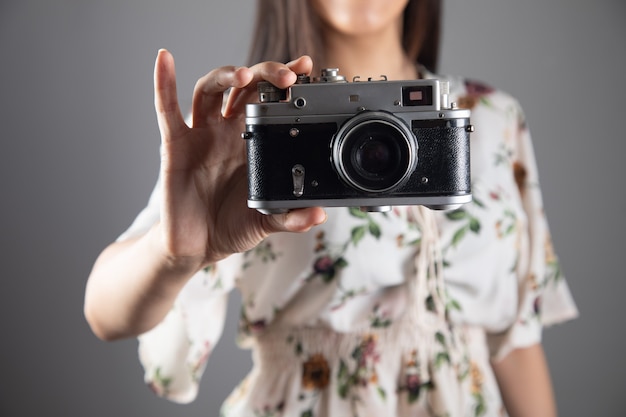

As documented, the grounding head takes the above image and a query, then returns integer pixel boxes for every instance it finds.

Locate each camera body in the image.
[243,69,473,214]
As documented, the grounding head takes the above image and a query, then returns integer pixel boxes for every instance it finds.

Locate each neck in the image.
[317,20,417,81]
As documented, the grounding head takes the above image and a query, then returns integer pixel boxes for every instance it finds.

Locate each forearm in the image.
[491,343,557,417]
[84,224,201,341]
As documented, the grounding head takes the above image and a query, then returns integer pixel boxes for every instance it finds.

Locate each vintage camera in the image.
[243,68,473,214]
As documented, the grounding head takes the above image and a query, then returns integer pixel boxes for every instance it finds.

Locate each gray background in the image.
[1,0,624,416]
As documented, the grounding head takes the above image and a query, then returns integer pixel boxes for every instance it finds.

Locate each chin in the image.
[313,0,409,37]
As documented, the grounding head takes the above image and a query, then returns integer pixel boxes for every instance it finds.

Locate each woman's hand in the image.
[154,49,326,271]
[84,51,326,340]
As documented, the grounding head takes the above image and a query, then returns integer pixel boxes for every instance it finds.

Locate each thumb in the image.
[262,207,327,234]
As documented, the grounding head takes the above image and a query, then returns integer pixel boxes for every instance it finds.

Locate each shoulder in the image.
[455,76,521,115]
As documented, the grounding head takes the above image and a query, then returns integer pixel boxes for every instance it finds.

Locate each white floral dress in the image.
[119,71,578,417]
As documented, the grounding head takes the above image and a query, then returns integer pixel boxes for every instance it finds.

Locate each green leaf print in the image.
[337,359,350,399]
[446,207,481,249]
[408,388,420,404]
[335,257,348,269]
[548,259,562,283]
[349,207,369,218]
[446,298,462,312]
[242,240,281,269]
[445,209,467,221]
[336,336,384,403]
[351,225,367,246]
[451,225,468,247]
[434,352,451,368]
[348,208,382,242]
[368,221,381,239]
[469,217,481,233]
[338,359,348,380]
[370,303,392,328]
[425,295,436,312]
[371,316,392,328]
[154,367,172,390]
[407,237,422,246]
[472,195,486,208]
[473,392,487,416]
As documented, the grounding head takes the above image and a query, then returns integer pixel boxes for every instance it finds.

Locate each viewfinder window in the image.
[402,86,433,106]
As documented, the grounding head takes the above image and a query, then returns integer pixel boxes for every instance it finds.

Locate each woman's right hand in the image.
[153,49,326,273]
[85,51,326,340]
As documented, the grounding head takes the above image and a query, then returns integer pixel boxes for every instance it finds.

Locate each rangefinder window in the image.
[402,86,433,106]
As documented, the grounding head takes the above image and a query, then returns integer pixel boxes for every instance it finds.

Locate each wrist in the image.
[145,223,206,282]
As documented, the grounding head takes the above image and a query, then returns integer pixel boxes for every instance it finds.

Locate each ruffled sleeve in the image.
[116,176,241,403]
[137,258,240,403]
[486,100,578,360]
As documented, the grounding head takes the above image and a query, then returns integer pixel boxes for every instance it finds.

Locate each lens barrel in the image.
[332,111,417,193]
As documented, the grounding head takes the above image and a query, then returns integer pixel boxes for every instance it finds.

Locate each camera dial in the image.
[313,68,347,83]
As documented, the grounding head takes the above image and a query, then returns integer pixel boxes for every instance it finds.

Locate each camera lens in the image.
[354,130,399,176]
[332,111,417,193]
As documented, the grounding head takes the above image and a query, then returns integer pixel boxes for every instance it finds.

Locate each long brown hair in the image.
[247,0,442,73]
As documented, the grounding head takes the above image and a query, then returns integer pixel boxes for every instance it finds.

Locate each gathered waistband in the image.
[250,319,486,365]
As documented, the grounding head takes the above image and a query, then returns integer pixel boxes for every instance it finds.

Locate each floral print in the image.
[337,334,385,403]
[397,349,432,404]
[469,362,487,416]
[121,71,578,416]
[302,353,331,390]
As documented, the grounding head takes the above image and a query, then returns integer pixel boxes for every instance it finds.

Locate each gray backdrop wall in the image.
[1,0,624,416]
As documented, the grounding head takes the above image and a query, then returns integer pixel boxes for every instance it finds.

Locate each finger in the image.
[154,49,187,142]
[262,207,327,234]
[223,57,313,119]
[192,66,253,128]
[285,55,313,76]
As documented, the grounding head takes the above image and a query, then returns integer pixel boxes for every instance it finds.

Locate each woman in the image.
[84,0,577,415]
